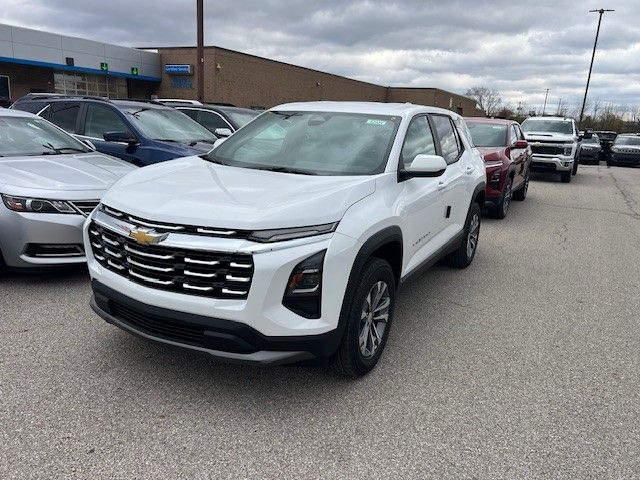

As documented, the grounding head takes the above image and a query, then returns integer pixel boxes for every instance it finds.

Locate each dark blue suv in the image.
[11,94,218,166]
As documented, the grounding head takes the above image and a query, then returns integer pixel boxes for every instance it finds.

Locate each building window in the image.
[54,72,127,99]
[0,75,10,100]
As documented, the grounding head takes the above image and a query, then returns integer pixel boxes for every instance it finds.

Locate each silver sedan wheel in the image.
[466,213,480,259]
[359,280,390,358]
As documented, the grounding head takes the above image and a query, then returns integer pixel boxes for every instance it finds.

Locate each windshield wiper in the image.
[251,166,317,175]
[189,139,216,146]
[41,142,87,154]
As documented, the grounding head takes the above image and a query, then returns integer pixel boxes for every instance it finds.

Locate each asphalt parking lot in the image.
[1,164,639,479]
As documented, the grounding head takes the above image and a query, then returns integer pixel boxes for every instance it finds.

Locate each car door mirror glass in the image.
[405,154,447,177]
[214,127,232,138]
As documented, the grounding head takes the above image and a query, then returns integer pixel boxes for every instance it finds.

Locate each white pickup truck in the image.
[521,116,581,183]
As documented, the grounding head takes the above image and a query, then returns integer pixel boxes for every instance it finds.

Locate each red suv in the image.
[465,118,532,218]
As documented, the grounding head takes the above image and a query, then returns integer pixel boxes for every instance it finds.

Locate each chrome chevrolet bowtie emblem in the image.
[128,227,168,246]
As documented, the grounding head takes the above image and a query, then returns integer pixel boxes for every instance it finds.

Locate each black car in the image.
[157,99,260,137]
[578,133,601,165]
[10,94,218,166]
[609,134,640,167]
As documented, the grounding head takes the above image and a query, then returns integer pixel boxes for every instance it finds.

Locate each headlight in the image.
[564,147,573,156]
[248,222,338,243]
[283,250,325,318]
[1,194,77,214]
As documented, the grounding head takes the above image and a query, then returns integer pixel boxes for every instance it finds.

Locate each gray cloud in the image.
[1,0,638,111]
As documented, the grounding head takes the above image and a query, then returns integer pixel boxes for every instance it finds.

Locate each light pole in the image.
[196,0,204,102]
[578,8,614,127]
[542,88,549,115]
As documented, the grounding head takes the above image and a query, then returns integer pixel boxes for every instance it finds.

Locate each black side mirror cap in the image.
[103,131,138,145]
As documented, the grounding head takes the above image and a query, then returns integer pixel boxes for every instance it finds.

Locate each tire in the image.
[572,158,579,175]
[0,249,6,276]
[560,171,572,183]
[446,202,481,269]
[332,258,396,377]
[512,168,529,201]
[492,176,512,219]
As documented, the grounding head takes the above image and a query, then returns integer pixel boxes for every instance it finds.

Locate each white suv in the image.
[521,116,581,183]
[84,102,486,376]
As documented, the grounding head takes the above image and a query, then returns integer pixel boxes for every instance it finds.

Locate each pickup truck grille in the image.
[531,145,564,155]
[88,222,253,299]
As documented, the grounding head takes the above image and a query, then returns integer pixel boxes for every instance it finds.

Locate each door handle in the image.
[438,180,449,190]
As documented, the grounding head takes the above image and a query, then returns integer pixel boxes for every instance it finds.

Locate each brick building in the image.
[153,46,481,115]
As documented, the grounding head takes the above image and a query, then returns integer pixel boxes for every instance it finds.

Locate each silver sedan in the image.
[0,108,136,271]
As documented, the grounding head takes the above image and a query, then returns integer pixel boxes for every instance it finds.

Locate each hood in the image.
[612,144,640,151]
[524,132,576,142]
[0,152,136,191]
[101,156,376,230]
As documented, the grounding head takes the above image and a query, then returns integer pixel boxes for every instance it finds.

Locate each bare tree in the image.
[465,86,502,116]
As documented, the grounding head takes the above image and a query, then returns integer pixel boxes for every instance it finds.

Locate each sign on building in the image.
[165,64,193,75]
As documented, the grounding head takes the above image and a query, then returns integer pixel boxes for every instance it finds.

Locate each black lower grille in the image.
[111,302,204,347]
[532,145,564,155]
[89,221,254,299]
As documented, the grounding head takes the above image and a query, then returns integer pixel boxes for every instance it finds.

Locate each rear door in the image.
[41,101,82,134]
[79,103,140,164]
[430,114,468,236]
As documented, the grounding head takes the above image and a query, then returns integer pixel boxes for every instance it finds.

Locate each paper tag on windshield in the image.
[366,119,387,126]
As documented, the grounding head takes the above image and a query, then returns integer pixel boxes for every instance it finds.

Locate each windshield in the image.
[521,119,574,135]
[582,135,600,145]
[0,116,90,157]
[614,136,640,146]
[467,123,507,147]
[207,110,401,175]
[124,108,217,143]
[221,109,260,128]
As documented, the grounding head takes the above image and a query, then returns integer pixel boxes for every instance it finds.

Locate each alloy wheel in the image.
[359,280,391,358]
[466,213,480,259]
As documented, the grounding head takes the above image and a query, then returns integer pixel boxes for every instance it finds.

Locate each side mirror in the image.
[401,154,447,179]
[214,127,232,138]
[513,140,528,149]
[103,131,138,145]
[213,137,227,149]
[583,131,593,139]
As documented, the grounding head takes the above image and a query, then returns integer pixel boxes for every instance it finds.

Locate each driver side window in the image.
[400,116,436,169]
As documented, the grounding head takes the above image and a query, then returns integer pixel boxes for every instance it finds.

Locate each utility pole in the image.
[196,0,204,102]
[542,88,549,115]
[578,8,614,128]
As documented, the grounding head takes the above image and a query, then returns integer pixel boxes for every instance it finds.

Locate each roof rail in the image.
[15,93,110,102]
[123,98,168,106]
[157,98,203,106]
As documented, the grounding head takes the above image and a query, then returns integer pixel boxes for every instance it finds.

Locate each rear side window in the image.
[199,111,231,135]
[431,115,461,164]
[46,102,80,133]
[178,108,200,121]
[84,104,129,139]
[400,116,436,168]
[13,101,48,114]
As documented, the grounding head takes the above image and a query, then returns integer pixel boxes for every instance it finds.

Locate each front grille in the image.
[531,145,563,155]
[69,200,100,216]
[111,302,204,347]
[100,204,251,239]
[89,221,254,299]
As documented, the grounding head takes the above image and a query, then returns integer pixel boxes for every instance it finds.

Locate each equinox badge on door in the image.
[128,227,169,246]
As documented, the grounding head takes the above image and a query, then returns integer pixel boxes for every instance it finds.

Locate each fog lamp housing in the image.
[283,250,325,319]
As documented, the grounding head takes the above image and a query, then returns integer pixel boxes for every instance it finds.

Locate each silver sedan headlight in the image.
[1,194,77,214]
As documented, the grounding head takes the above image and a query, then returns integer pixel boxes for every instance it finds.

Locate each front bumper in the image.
[611,153,640,166]
[579,149,601,161]
[0,204,87,268]
[530,155,574,172]
[91,280,341,364]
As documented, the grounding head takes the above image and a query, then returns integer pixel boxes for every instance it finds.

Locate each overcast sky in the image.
[2,0,638,112]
